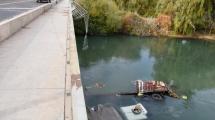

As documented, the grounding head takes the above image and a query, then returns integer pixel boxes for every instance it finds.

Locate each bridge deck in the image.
[0,0,69,119]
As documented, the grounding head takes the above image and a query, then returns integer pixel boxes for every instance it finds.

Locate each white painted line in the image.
[0,0,34,6]
[0,8,33,10]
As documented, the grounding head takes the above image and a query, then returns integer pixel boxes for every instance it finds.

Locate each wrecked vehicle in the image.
[135,80,179,100]
[85,80,181,100]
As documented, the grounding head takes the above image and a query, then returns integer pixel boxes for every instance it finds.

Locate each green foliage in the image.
[113,0,157,17]
[156,0,176,15]
[156,0,213,34]
[174,0,213,34]
[75,0,123,34]
[75,0,215,35]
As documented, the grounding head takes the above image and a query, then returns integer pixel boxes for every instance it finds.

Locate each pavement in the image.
[0,0,69,119]
[0,0,45,22]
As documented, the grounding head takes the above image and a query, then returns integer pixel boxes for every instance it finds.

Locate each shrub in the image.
[75,0,123,35]
[74,0,215,35]
[156,0,214,34]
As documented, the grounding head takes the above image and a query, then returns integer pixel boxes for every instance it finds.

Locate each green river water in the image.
[76,35,215,120]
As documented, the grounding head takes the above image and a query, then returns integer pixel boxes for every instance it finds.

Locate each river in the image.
[76,35,215,120]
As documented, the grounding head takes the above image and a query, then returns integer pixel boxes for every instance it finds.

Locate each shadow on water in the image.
[76,35,215,120]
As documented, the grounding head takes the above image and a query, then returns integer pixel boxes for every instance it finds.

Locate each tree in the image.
[156,0,213,34]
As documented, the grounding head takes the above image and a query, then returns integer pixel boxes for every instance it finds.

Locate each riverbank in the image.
[74,0,215,41]
[164,33,215,41]
[120,13,215,41]
[76,32,215,41]
[74,13,215,41]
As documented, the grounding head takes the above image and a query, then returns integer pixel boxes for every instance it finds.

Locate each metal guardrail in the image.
[71,0,89,34]
[71,1,88,20]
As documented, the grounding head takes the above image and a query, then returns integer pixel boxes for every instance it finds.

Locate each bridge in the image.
[0,0,41,22]
[0,0,87,120]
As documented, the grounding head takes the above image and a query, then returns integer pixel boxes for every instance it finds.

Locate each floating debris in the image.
[182,40,187,44]
[85,82,105,89]
[181,95,188,100]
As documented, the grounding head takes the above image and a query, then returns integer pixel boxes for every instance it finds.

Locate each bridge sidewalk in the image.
[0,0,74,119]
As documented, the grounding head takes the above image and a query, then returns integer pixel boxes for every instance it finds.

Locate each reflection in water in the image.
[82,35,88,50]
[76,35,215,120]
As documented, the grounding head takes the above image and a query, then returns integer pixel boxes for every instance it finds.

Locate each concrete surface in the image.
[67,2,88,119]
[0,0,68,119]
[0,1,54,42]
[0,0,42,22]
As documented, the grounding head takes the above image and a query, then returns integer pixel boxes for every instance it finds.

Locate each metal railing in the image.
[71,1,88,20]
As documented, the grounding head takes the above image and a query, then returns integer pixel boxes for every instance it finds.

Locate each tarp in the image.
[88,104,123,120]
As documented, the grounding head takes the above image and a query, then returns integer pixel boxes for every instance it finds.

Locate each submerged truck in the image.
[135,80,179,100]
